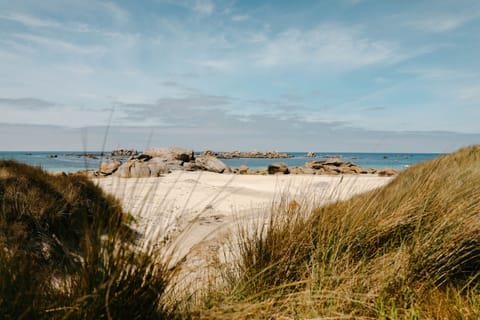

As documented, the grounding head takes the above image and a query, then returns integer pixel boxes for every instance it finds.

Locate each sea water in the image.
[0,151,442,173]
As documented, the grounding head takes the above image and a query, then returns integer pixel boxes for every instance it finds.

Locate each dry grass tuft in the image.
[199,145,480,319]
[0,160,182,319]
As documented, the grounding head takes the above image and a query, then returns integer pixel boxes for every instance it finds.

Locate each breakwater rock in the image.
[231,160,399,176]
[111,148,138,157]
[201,150,292,159]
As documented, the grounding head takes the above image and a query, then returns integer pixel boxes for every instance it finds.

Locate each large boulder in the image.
[99,159,121,175]
[147,158,170,176]
[114,161,134,178]
[268,162,289,174]
[305,160,325,170]
[130,162,151,178]
[195,155,231,173]
[143,147,194,162]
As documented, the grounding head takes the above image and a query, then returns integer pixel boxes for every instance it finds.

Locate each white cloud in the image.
[164,0,215,15]
[196,59,236,72]
[0,97,56,109]
[456,85,480,102]
[12,33,105,55]
[0,13,61,28]
[256,24,399,69]
[401,67,478,81]
[232,14,249,22]
[405,12,480,33]
[102,1,129,23]
[193,0,214,15]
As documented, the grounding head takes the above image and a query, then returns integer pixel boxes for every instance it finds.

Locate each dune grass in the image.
[199,145,480,319]
[0,160,181,319]
[1,145,480,319]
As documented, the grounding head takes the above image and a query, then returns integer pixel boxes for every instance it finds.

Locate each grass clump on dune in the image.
[0,160,180,319]
[204,145,480,319]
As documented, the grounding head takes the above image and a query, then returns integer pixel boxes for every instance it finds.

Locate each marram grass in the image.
[0,160,182,319]
[200,145,480,319]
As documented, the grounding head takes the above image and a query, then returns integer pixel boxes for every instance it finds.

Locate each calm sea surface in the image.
[0,151,442,173]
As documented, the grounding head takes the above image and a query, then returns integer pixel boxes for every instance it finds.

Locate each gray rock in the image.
[238,165,249,174]
[183,162,201,171]
[99,159,121,175]
[147,158,170,176]
[305,160,325,170]
[143,147,194,162]
[114,161,133,178]
[195,155,231,173]
[130,162,151,178]
[111,148,138,157]
[268,162,289,174]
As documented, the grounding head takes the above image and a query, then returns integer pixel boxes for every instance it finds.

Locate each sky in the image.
[0,0,479,152]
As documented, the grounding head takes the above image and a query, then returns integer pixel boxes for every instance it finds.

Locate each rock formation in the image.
[268,162,290,174]
[111,148,138,157]
[99,159,121,176]
[194,155,232,174]
[203,150,292,159]
[144,147,194,162]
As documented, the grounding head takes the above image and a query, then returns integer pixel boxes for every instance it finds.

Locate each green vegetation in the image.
[1,145,480,319]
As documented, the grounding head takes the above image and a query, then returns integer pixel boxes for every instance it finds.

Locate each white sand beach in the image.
[94,172,393,270]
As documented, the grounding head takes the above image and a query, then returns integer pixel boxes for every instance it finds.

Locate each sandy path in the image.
[94,172,393,268]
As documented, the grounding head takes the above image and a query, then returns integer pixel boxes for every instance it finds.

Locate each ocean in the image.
[0,151,442,173]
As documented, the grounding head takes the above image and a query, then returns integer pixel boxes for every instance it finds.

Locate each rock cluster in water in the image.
[111,148,138,157]
[201,150,292,159]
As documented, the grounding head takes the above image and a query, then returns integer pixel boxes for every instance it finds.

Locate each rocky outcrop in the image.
[113,158,170,178]
[305,159,368,175]
[144,147,194,162]
[194,155,231,174]
[268,162,289,174]
[110,147,233,177]
[111,148,138,157]
[203,150,292,159]
[99,159,121,176]
[306,152,316,157]
[130,161,151,178]
[238,165,249,174]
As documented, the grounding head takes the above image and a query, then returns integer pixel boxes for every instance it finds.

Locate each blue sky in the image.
[0,0,479,152]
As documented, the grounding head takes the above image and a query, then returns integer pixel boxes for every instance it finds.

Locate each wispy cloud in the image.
[12,33,105,55]
[160,0,215,15]
[102,1,130,23]
[0,13,61,28]
[0,97,56,109]
[404,12,480,33]
[194,0,214,15]
[255,24,401,69]
[232,14,249,22]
